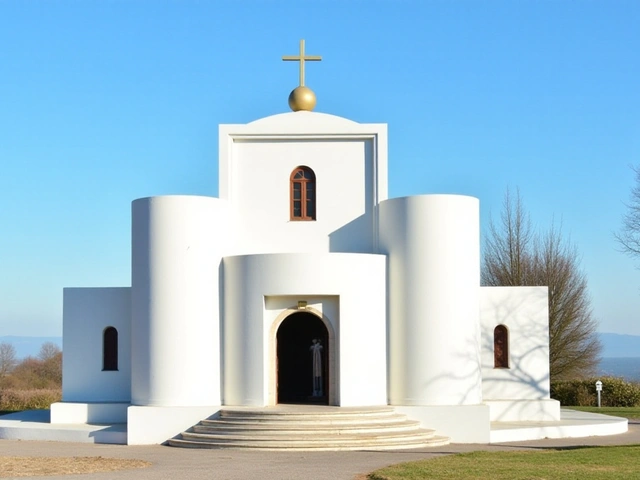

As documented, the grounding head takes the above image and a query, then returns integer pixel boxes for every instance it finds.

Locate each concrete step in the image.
[179,429,437,443]
[193,420,424,435]
[168,435,451,451]
[200,413,415,427]
[168,406,450,451]
[217,407,397,421]
[220,406,396,416]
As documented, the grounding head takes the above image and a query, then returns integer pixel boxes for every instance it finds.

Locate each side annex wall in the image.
[60,287,131,403]
[480,286,560,421]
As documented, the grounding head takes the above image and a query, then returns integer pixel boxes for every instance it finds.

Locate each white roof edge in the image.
[218,111,386,136]
[247,111,359,126]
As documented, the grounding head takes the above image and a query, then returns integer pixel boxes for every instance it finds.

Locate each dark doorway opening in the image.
[277,312,329,405]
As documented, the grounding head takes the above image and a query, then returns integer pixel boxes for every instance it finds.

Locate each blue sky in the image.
[1,0,639,336]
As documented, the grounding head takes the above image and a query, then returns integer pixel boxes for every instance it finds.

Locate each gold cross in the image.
[282,39,322,87]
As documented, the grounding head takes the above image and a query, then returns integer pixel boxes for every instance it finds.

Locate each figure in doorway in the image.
[310,338,323,397]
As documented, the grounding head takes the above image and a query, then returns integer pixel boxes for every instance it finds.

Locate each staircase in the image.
[168,405,449,451]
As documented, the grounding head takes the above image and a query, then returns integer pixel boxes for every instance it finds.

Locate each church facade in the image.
[52,109,560,444]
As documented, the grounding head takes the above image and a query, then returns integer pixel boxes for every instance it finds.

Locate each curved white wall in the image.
[379,195,482,405]
[223,252,387,407]
[131,196,228,406]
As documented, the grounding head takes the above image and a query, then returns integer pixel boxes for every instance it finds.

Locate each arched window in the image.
[494,325,509,369]
[103,327,118,371]
[290,166,316,221]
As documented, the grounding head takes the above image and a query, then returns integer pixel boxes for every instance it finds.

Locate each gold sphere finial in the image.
[288,85,317,112]
[282,40,322,112]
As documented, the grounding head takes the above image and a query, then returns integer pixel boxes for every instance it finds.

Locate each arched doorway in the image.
[276,311,329,404]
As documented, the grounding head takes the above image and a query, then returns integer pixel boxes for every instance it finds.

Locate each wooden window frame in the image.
[290,166,316,221]
[493,324,509,369]
[103,326,118,371]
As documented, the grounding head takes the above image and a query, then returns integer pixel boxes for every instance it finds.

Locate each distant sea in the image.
[598,357,640,382]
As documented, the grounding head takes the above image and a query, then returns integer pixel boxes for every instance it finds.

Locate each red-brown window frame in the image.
[290,166,316,221]
[493,325,509,369]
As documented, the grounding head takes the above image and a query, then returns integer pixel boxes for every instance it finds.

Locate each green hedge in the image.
[551,377,640,407]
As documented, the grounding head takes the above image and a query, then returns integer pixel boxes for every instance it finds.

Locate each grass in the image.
[368,445,640,480]
[569,406,640,419]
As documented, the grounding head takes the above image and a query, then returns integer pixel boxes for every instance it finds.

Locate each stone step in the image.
[194,420,424,435]
[169,435,451,451]
[220,405,395,414]
[202,413,412,426]
[180,429,437,443]
[168,406,450,451]
[169,434,450,451]
[217,406,397,420]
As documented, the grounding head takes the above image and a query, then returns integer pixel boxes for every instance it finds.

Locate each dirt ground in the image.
[0,456,150,478]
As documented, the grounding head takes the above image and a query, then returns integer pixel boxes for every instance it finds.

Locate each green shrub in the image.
[574,384,595,406]
[0,388,61,411]
[551,377,640,407]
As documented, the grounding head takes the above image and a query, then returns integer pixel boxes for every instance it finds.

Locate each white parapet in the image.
[131,195,228,407]
[379,195,482,406]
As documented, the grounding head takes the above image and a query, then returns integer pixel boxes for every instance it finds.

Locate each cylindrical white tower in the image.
[379,194,482,406]
[131,195,228,406]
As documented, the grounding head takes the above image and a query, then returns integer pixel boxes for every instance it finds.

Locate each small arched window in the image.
[494,325,509,369]
[290,166,316,221]
[103,327,118,371]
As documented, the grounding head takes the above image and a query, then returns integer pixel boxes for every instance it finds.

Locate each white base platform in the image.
[490,409,628,443]
[395,405,491,443]
[485,399,560,422]
[128,405,221,445]
[0,410,126,444]
[51,401,129,423]
[0,408,629,446]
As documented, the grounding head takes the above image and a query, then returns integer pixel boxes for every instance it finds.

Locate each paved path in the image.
[1,420,638,480]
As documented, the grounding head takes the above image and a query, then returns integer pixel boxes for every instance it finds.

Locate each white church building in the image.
[32,42,625,447]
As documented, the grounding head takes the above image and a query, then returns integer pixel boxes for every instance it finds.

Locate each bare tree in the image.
[616,166,640,258]
[482,189,534,286]
[38,341,61,362]
[483,189,601,380]
[36,342,62,385]
[0,342,18,377]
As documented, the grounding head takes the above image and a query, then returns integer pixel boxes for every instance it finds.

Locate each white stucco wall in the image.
[219,112,388,255]
[380,194,482,406]
[480,286,551,400]
[131,195,227,407]
[222,252,387,407]
[264,296,339,326]
[61,287,131,402]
